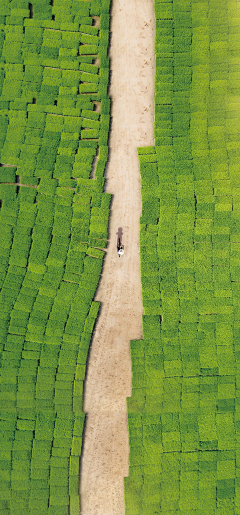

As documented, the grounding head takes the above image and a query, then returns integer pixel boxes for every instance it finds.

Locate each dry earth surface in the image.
[80,0,155,513]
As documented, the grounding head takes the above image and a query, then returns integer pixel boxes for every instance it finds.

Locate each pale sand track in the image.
[80,1,155,513]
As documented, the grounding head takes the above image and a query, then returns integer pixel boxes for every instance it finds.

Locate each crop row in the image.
[0,189,109,515]
[0,185,110,261]
[0,109,110,169]
[125,1,240,514]
[0,0,112,514]
[125,409,236,513]
[0,0,112,174]
[0,409,85,515]
[0,319,98,409]
[0,0,111,25]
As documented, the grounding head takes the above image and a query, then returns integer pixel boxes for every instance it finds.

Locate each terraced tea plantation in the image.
[0,0,111,514]
[125,0,240,514]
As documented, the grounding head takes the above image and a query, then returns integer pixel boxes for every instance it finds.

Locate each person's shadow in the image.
[116,227,123,247]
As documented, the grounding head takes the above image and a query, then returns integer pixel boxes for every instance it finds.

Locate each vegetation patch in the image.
[125,1,240,513]
[0,1,111,514]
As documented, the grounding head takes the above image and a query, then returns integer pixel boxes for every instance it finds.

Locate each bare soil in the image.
[80,1,155,514]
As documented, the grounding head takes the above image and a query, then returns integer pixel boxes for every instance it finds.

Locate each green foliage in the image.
[81,33,99,46]
[79,44,98,55]
[99,13,110,30]
[27,112,46,129]
[0,1,111,512]
[126,3,240,513]
[90,0,101,15]
[70,495,80,515]
[48,506,68,515]
[79,83,98,94]
[38,179,58,196]
[81,128,99,139]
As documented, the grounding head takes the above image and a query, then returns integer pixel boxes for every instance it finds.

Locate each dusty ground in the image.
[80,1,155,514]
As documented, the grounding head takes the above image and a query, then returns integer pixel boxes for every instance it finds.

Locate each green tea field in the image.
[0,1,111,514]
[1,0,240,514]
[125,0,240,514]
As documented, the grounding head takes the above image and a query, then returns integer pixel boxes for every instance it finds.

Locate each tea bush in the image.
[0,0,111,513]
[125,1,240,514]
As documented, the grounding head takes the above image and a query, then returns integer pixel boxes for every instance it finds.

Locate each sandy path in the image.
[80,1,155,514]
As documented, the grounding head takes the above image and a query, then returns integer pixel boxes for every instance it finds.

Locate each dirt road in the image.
[80,1,155,513]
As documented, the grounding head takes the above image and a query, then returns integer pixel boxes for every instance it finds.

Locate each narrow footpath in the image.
[80,1,155,513]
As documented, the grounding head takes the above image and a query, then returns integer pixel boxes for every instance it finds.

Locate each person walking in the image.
[117,238,124,257]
